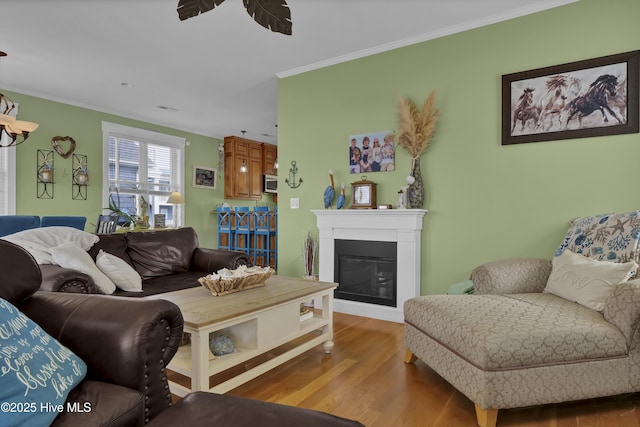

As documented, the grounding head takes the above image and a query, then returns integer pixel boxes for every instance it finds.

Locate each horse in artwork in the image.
[535,75,568,132]
[565,74,624,128]
[511,88,540,133]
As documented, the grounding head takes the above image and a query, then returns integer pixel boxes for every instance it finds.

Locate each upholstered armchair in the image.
[405,211,640,427]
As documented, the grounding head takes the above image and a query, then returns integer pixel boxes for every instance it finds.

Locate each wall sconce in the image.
[284,160,303,188]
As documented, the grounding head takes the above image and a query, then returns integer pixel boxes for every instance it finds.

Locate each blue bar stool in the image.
[217,207,234,250]
[233,207,252,256]
[270,207,278,270]
[253,206,270,267]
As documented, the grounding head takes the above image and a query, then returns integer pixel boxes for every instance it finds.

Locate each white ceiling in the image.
[1,0,575,144]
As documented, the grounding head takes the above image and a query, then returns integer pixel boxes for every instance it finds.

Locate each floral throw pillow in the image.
[555,211,640,268]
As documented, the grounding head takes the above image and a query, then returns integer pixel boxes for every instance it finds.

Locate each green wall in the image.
[6,90,228,247]
[277,0,640,294]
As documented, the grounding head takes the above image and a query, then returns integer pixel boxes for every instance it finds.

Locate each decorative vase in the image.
[408,157,424,209]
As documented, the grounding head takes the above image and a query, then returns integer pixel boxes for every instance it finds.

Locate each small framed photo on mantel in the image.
[154,214,166,228]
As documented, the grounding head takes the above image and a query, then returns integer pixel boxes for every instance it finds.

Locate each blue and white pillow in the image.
[555,211,640,267]
[0,298,87,427]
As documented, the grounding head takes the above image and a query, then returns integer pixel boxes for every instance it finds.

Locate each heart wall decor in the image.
[51,136,76,159]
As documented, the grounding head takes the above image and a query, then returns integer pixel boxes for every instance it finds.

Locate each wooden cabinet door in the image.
[262,143,277,176]
[224,136,265,200]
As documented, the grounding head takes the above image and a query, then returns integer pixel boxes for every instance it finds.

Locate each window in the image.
[102,122,185,227]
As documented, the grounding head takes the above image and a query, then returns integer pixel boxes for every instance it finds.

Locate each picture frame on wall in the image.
[193,165,217,189]
[502,50,639,145]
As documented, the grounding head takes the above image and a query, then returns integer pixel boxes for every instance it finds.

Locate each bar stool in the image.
[233,207,252,256]
[270,207,278,270]
[253,206,270,267]
[216,207,234,250]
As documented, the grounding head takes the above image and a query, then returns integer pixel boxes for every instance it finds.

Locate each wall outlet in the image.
[290,198,300,209]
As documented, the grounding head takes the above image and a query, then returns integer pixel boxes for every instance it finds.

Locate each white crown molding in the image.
[276,0,579,79]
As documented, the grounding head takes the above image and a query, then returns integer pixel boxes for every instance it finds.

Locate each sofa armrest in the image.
[20,292,184,424]
[191,247,252,273]
[604,280,640,345]
[39,264,98,293]
[471,258,551,294]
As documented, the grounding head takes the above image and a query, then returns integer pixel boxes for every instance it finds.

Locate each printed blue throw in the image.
[556,211,640,267]
[0,297,87,427]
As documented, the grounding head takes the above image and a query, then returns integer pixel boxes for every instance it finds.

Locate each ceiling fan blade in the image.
[177,0,226,21]
[243,0,292,35]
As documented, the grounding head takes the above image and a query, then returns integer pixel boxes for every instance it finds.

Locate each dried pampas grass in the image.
[397,90,440,158]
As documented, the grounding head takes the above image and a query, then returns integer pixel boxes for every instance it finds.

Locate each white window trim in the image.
[101,121,186,226]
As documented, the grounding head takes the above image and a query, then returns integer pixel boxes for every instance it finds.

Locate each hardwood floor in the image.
[177,312,640,426]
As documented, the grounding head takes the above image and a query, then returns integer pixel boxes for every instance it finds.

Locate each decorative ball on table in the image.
[209,335,235,356]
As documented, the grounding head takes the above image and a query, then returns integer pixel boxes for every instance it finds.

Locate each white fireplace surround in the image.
[312,209,427,323]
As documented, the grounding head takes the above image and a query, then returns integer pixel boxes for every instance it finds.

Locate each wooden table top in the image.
[150,276,337,329]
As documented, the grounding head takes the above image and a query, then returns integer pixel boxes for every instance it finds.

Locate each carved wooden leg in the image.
[474,404,498,427]
[404,348,418,364]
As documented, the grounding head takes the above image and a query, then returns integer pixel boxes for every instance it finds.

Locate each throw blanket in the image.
[1,226,98,264]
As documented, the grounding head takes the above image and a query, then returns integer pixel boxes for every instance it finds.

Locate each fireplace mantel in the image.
[312,209,427,323]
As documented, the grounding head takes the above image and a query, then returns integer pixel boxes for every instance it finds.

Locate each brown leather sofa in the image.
[0,238,184,426]
[38,227,251,296]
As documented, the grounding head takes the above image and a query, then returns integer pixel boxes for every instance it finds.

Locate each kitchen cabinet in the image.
[262,143,278,176]
[224,136,264,199]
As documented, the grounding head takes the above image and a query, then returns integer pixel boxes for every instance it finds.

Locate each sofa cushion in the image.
[52,380,143,427]
[0,297,87,427]
[96,250,143,292]
[51,242,116,295]
[126,228,198,279]
[544,249,637,311]
[404,293,628,370]
[88,233,133,267]
[112,271,202,297]
[555,210,640,266]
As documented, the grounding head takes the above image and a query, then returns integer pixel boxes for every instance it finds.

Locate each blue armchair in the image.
[0,215,40,237]
[40,216,86,231]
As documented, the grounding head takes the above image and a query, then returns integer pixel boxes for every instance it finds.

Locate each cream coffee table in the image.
[153,275,336,396]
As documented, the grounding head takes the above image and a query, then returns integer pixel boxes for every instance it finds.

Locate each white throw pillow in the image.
[1,226,99,264]
[96,250,143,292]
[544,249,637,311]
[50,242,116,294]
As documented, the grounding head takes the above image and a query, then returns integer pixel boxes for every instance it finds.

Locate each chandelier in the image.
[0,52,39,147]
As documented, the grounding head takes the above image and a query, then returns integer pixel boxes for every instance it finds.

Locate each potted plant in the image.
[106,189,136,228]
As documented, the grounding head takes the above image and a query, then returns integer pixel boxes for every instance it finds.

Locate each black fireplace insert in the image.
[334,239,397,307]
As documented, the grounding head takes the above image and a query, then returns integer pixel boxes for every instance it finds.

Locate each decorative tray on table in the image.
[198,265,274,296]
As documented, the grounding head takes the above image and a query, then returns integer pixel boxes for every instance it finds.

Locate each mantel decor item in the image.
[502,50,639,145]
[350,176,377,209]
[397,89,440,209]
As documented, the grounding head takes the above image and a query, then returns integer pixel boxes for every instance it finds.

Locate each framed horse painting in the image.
[502,50,639,145]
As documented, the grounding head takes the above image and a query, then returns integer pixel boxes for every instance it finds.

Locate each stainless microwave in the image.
[263,174,277,194]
